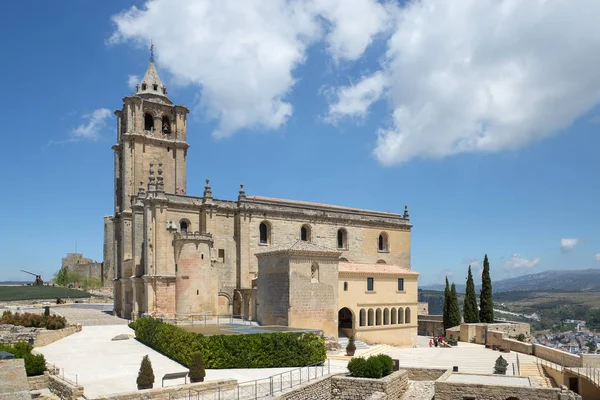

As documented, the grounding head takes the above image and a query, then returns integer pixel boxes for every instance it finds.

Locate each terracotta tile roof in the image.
[245,196,402,217]
[254,240,342,256]
[338,262,420,276]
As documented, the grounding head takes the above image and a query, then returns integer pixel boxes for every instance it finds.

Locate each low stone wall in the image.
[0,324,81,347]
[28,374,50,390]
[94,379,237,400]
[47,374,84,400]
[35,325,81,347]
[486,330,533,354]
[417,315,444,336]
[331,370,408,399]
[533,344,582,367]
[402,367,448,381]
[445,326,460,341]
[275,375,333,400]
[434,373,558,400]
[0,359,31,400]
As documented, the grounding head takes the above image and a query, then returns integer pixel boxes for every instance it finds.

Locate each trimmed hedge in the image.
[1,310,67,330]
[347,354,394,379]
[0,342,46,376]
[129,317,326,369]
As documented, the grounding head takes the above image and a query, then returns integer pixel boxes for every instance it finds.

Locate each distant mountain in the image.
[421,268,600,293]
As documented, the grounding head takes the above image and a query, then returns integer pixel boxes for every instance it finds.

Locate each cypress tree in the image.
[463,266,479,323]
[449,283,462,328]
[443,277,450,330]
[479,254,494,323]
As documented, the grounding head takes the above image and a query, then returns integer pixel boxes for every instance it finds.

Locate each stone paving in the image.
[51,306,129,326]
[400,381,435,400]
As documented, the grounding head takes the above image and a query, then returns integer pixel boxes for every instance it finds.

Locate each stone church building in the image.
[105,53,420,346]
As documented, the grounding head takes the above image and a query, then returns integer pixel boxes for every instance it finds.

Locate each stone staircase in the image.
[519,362,557,388]
[338,332,370,350]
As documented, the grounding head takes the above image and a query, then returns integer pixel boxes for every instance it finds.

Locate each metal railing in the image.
[569,364,600,388]
[168,360,331,400]
[49,363,80,387]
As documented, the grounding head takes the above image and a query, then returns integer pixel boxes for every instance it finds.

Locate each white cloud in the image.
[326,71,387,123]
[109,0,390,138]
[327,0,600,164]
[560,238,579,253]
[595,253,600,261]
[503,254,541,271]
[72,108,112,140]
[127,75,139,89]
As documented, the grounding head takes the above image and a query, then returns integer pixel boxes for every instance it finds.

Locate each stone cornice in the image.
[339,271,418,277]
[120,132,190,149]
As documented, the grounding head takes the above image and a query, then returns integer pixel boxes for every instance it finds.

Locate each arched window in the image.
[180,220,189,233]
[378,232,389,252]
[383,308,389,325]
[144,113,154,131]
[368,309,374,326]
[376,259,386,264]
[162,116,170,134]
[337,229,347,249]
[405,307,411,324]
[376,308,382,325]
[259,222,270,244]
[153,84,158,91]
[339,257,349,262]
[311,262,319,283]
[343,282,348,291]
[391,308,397,324]
[359,309,366,327]
[300,225,311,242]
[398,307,404,324]
[141,83,147,91]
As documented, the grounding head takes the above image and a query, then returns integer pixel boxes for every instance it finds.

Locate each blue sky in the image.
[1,0,599,286]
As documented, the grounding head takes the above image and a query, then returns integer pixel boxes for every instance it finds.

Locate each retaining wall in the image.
[275,375,332,400]
[47,374,84,400]
[94,379,237,400]
[0,324,81,347]
[27,374,50,390]
[532,344,582,367]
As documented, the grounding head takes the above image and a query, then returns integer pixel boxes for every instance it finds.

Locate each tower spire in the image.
[150,40,155,63]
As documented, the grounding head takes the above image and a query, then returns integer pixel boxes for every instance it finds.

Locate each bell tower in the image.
[113,44,189,215]
[109,45,189,317]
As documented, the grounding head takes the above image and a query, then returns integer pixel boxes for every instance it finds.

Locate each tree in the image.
[136,355,155,389]
[443,277,451,330]
[587,340,597,353]
[479,254,494,323]
[494,355,508,374]
[463,266,479,323]
[189,352,206,383]
[449,283,462,328]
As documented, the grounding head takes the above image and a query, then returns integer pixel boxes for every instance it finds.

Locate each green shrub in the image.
[129,317,326,369]
[137,355,155,387]
[0,342,46,376]
[189,352,206,382]
[346,336,356,352]
[494,355,508,375]
[0,311,66,330]
[347,354,394,379]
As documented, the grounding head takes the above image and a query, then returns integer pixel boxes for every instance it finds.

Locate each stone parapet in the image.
[331,370,408,399]
[94,379,237,400]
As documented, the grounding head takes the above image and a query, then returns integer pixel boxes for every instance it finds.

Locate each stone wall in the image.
[27,374,49,390]
[580,353,600,367]
[402,367,448,381]
[417,302,428,316]
[434,373,559,400]
[47,374,84,400]
[417,315,444,336]
[94,379,237,400]
[0,359,31,400]
[532,344,582,367]
[0,324,81,347]
[486,330,533,355]
[275,375,333,400]
[331,370,408,400]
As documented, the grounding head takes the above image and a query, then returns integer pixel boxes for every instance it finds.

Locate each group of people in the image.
[429,336,444,348]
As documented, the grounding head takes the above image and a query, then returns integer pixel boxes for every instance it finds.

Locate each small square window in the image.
[218,249,225,263]
[398,278,404,291]
[367,277,374,291]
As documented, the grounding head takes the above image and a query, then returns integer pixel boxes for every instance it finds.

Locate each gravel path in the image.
[53,307,128,326]
[400,381,435,400]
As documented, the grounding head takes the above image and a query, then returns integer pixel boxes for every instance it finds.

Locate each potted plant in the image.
[137,355,155,390]
[346,336,356,356]
[189,352,206,383]
[494,355,508,375]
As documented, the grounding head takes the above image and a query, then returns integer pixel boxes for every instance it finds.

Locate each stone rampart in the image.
[27,374,49,390]
[417,315,444,336]
[47,374,84,400]
[331,370,408,399]
[486,330,533,354]
[0,324,81,347]
[94,379,237,400]
[533,344,582,367]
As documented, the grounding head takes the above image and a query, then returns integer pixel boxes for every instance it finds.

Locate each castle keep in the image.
[105,53,420,346]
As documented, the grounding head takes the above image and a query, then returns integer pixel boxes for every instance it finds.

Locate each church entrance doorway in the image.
[338,307,353,329]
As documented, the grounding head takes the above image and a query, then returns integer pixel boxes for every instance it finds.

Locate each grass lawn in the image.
[0,285,91,301]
